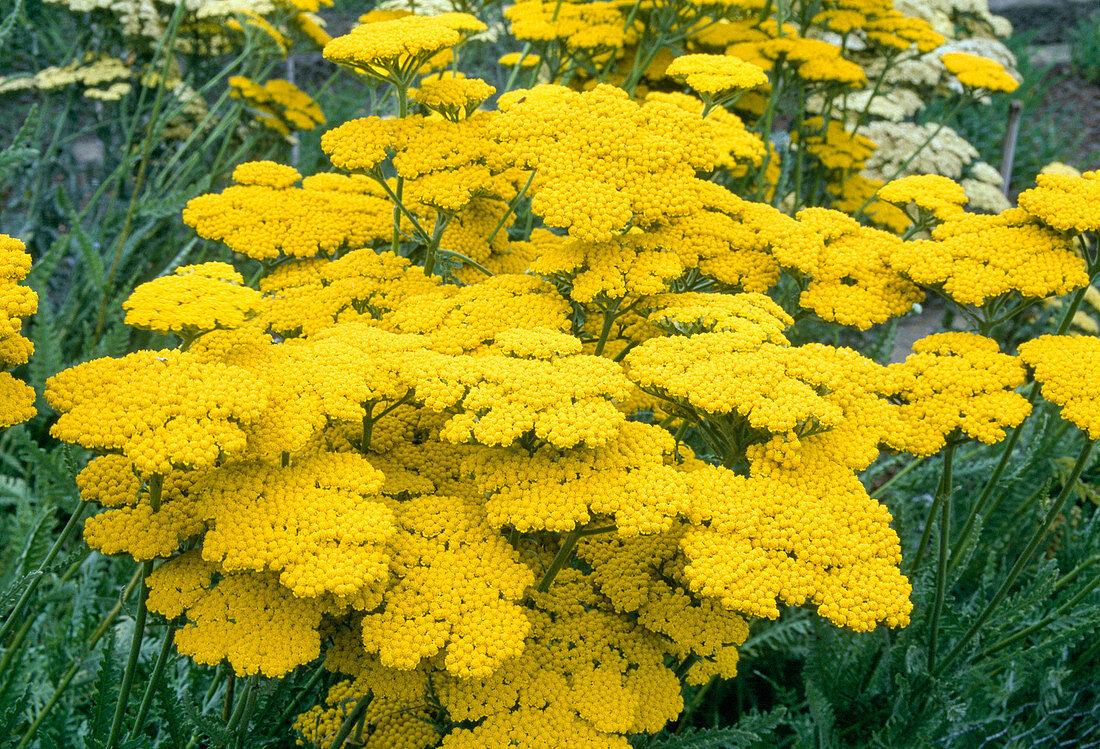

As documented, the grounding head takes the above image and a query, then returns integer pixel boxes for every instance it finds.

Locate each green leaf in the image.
[645,709,786,749]
[181,694,231,747]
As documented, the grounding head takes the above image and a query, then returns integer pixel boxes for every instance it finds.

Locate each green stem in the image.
[0,501,89,646]
[1053,553,1100,594]
[223,672,236,722]
[128,622,177,740]
[422,212,453,277]
[593,297,624,357]
[486,170,536,244]
[232,676,260,749]
[950,282,1092,573]
[277,661,327,726]
[390,83,410,255]
[982,565,1100,657]
[933,439,1095,677]
[92,1,186,345]
[536,527,584,593]
[106,559,155,749]
[361,403,375,454]
[927,442,956,670]
[17,568,141,749]
[371,174,429,241]
[674,654,699,680]
[328,693,373,749]
[909,447,954,573]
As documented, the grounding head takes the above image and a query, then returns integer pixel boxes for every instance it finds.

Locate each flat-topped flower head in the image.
[414,75,495,120]
[782,208,923,330]
[665,54,769,96]
[492,84,721,242]
[1018,335,1100,438]
[323,15,462,77]
[641,291,793,343]
[941,51,1019,93]
[0,372,36,429]
[262,249,441,337]
[229,77,325,134]
[123,262,264,336]
[46,347,268,476]
[183,169,393,260]
[416,331,633,450]
[146,554,335,677]
[194,452,394,598]
[878,174,969,221]
[886,333,1031,455]
[384,274,571,355]
[0,233,37,365]
[892,208,1089,307]
[231,160,301,189]
[466,422,690,536]
[627,335,845,437]
[1018,170,1100,233]
[681,451,912,630]
[0,233,37,428]
[360,493,533,678]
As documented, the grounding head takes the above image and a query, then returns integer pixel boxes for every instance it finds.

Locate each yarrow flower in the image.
[892,208,1089,307]
[941,51,1019,93]
[122,262,264,336]
[0,233,37,428]
[1018,335,1100,438]
[886,333,1031,455]
[665,54,769,97]
[1018,170,1100,233]
[877,174,969,221]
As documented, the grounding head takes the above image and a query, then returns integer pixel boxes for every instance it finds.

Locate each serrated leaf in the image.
[85,636,119,747]
[181,694,231,746]
[28,292,64,394]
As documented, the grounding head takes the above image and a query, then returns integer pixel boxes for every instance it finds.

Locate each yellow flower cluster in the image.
[262,249,441,337]
[887,333,1031,456]
[640,291,793,342]
[361,493,534,678]
[727,36,868,88]
[183,164,394,260]
[46,347,267,476]
[644,91,766,172]
[0,234,37,428]
[122,262,263,336]
[892,208,1089,307]
[505,0,625,52]
[784,208,923,329]
[665,54,769,97]
[878,174,969,221]
[941,51,1019,93]
[797,118,877,172]
[323,14,483,79]
[1018,170,1100,233]
[1018,335,1100,439]
[393,273,561,342]
[492,84,719,242]
[467,422,689,535]
[682,453,911,630]
[416,328,632,449]
[229,76,326,135]
[147,553,335,677]
[414,75,496,120]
